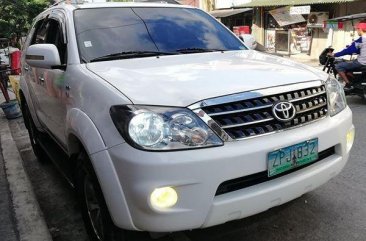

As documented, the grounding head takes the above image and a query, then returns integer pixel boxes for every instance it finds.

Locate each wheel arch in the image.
[66,108,106,156]
[66,108,136,230]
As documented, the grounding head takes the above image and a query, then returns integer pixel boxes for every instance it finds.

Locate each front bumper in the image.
[92,107,353,232]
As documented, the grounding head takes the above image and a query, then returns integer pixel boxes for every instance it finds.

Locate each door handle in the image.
[39,77,45,83]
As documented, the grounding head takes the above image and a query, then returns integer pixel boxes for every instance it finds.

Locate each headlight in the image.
[326,76,347,116]
[110,105,223,151]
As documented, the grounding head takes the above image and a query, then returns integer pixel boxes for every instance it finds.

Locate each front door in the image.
[26,13,68,148]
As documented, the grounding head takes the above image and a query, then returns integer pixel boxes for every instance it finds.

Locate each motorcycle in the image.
[319,47,366,100]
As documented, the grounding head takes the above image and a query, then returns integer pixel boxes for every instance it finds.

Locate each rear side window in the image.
[74,7,245,62]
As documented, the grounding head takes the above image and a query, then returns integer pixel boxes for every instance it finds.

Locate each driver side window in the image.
[31,18,67,65]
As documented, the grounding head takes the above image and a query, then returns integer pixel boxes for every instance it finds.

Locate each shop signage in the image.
[270,6,306,27]
[290,6,311,15]
[233,26,250,36]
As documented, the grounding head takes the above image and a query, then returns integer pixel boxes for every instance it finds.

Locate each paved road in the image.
[8,95,366,241]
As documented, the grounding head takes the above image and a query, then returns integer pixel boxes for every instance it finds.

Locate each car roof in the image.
[51,1,194,11]
[35,1,197,26]
[79,2,193,9]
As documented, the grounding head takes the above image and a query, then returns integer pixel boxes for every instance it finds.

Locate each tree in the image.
[0,0,49,38]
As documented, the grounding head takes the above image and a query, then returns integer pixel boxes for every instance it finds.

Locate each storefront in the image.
[209,8,253,31]
[262,5,330,55]
[220,0,365,58]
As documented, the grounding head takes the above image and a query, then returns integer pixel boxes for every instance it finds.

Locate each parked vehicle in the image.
[20,1,354,241]
[0,38,10,66]
[0,48,8,66]
[0,38,20,67]
[0,38,11,98]
[239,34,257,50]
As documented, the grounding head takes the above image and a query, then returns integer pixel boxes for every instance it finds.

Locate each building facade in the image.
[213,0,366,59]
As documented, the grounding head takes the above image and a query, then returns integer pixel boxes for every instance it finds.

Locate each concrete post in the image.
[326,27,334,48]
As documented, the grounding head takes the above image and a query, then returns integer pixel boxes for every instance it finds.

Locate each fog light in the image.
[150,187,178,209]
[346,127,355,152]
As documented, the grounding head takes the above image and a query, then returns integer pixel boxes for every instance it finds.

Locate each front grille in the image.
[201,85,328,140]
[215,146,335,196]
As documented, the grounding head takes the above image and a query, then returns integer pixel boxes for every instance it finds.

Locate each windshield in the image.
[74,7,246,62]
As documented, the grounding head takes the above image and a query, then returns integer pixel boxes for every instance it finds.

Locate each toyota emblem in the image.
[272,102,296,122]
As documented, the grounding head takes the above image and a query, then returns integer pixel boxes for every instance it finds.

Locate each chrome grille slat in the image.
[288,90,326,103]
[208,104,272,117]
[221,117,275,129]
[296,102,327,114]
[198,83,328,141]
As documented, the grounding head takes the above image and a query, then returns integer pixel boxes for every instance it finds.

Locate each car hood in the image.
[86,50,328,107]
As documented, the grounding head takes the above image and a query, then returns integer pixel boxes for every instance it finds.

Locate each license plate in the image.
[267,139,318,177]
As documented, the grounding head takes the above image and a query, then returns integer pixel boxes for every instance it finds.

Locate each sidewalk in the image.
[0,135,18,241]
[0,90,52,241]
[284,53,320,68]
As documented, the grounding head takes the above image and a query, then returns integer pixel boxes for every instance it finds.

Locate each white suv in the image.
[20,2,354,241]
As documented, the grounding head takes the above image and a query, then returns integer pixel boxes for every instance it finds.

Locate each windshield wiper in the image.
[90,51,177,62]
[175,48,225,54]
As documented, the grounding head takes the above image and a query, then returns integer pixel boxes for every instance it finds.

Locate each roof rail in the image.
[51,0,178,6]
[51,0,84,7]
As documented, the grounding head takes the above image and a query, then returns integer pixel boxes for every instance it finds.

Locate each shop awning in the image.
[328,12,366,21]
[236,0,357,7]
[209,8,252,18]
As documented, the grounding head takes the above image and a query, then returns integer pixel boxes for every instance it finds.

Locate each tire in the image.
[23,101,47,162]
[76,151,125,241]
[362,86,366,101]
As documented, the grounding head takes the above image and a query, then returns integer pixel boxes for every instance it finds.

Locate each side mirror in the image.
[25,44,61,69]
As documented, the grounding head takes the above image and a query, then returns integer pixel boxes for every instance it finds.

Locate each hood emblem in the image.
[272,102,296,122]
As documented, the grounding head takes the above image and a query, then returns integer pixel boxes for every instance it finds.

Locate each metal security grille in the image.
[201,85,327,140]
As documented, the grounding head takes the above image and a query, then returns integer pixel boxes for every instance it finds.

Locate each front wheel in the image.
[76,152,125,241]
